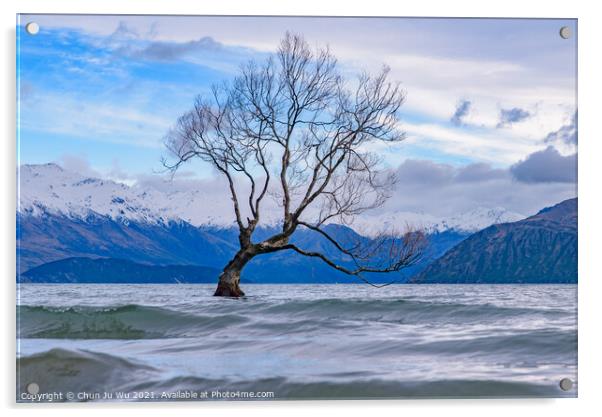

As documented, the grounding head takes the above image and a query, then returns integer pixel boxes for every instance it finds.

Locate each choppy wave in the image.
[17,348,569,401]
[17,348,155,400]
[257,297,567,323]
[18,304,249,339]
[18,297,570,340]
[16,284,578,401]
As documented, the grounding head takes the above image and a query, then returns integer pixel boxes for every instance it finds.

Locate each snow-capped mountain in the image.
[433,207,526,233]
[17,163,532,282]
[348,207,525,236]
[17,163,525,233]
[19,163,165,223]
[18,163,239,227]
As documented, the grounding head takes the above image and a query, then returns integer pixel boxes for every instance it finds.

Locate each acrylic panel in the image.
[16,15,578,402]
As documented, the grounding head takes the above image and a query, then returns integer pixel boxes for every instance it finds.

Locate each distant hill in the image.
[17,214,470,284]
[410,198,577,284]
[18,257,225,284]
[16,212,239,274]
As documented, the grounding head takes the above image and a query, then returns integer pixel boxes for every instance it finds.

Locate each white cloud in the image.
[21,15,577,170]
[378,158,576,219]
[20,91,173,149]
[397,122,539,165]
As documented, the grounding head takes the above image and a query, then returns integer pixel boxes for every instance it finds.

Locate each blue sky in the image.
[16,15,578,217]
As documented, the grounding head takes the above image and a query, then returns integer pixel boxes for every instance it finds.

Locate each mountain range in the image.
[410,198,577,283]
[17,163,576,284]
[18,163,524,234]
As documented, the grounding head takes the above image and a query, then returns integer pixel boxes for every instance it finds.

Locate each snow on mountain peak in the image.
[349,207,525,237]
[17,163,525,233]
[18,163,164,224]
[432,207,525,233]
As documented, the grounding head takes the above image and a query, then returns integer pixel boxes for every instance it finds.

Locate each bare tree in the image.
[163,33,425,297]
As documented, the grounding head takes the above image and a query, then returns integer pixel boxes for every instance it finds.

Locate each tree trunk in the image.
[214,250,254,297]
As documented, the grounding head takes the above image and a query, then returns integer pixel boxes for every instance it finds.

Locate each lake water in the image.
[17,284,577,401]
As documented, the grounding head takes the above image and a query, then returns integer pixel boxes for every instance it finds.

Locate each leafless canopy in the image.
[164,33,424,287]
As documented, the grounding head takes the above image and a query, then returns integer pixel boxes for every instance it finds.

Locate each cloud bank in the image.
[381,150,576,219]
[510,146,577,183]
